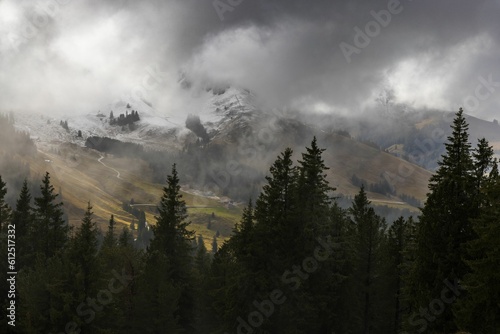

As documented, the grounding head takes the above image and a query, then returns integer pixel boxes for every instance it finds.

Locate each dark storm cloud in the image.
[0,0,499,119]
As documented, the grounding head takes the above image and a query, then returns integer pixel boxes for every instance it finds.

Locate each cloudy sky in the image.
[1,0,499,120]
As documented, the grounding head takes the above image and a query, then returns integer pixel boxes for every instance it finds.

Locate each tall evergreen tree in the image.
[349,186,387,334]
[211,235,218,254]
[255,148,297,230]
[147,164,195,332]
[118,227,134,247]
[297,137,334,226]
[12,179,33,268]
[0,177,12,330]
[0,175,11,231]
[230,199,255,266]
[64,202,101,332]
[32,172,69,259]
[103,214,116,248]
[149,164,194,270]
[69,202,99,295]
[382,216,414,333]
[473,138,495,191]
[455,161,500,332]
[409,108,478,332]
[193,235,212,331]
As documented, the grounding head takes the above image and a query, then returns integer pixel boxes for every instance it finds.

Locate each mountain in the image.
[299,107,500,171]
[11,86,497,236]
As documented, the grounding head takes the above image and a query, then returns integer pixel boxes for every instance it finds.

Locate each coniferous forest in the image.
[1,109,499,333]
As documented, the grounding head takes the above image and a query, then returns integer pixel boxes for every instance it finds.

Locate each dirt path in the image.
[98,155,122,180]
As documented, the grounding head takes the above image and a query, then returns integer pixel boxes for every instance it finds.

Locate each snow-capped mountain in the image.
[14,86,261,151]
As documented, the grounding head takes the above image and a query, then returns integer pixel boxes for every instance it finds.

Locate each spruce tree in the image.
[328,201,355,334]
[103,214,116,248]
[149,164,194,267]
[148,164,195,332]
[32,172,69,259]
[70,202,99,293]
[211,235,218,254]
[0,177,12,330]
[255,148,297,230]
[193,235,212,331]
[455,161,500,331]
[65,202,101,332]
[118,227,134,247]
[349,186,387,334]
[409,108,478,332]
[382,216,414,333]
[473,138,495,191]
[0,175,11,231]
[297,137,334,226]
[253,148,298,274]
[230,199,255,266]
[12,179,33,268]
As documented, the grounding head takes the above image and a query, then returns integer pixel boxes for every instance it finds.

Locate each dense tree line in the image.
[351,174,396,197]
[3,109,498,333]
[85,136,144,158]
[109,110,140,127]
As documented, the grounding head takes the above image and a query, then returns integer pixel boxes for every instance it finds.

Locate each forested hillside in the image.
[0,110,498,333]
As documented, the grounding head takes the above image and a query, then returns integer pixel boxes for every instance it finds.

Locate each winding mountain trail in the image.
[98,155,122,180]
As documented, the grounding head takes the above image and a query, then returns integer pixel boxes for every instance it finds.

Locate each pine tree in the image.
[193,235,212,331]
[297,137,334,225]
[12,179,33,268]
[0,175,11,231]
[253,148,298,276]
[150,163,194,275]
[70,202,99,268]
[32,172,69,259]
[103,214,116,248]
[255,148,297,230]
[472,138,495,204]
[134,250,181,333]
[409,108,478,332]
[349,186,387,334]
[230,199,255,266]
[118,227,134,247]
[211,235,218,254]
[65,202,101,332]
[148,164,195,332]
[0,177,12,330]
[455,159,500,331]
[328,201,355,334]
[382,216,414,333]
[99,221,143,332]
[195,235,210,273]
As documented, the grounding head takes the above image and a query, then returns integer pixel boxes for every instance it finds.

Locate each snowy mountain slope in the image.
[14,86,260,152]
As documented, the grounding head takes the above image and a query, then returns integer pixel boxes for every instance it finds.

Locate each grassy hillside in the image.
[26,142,241,249]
